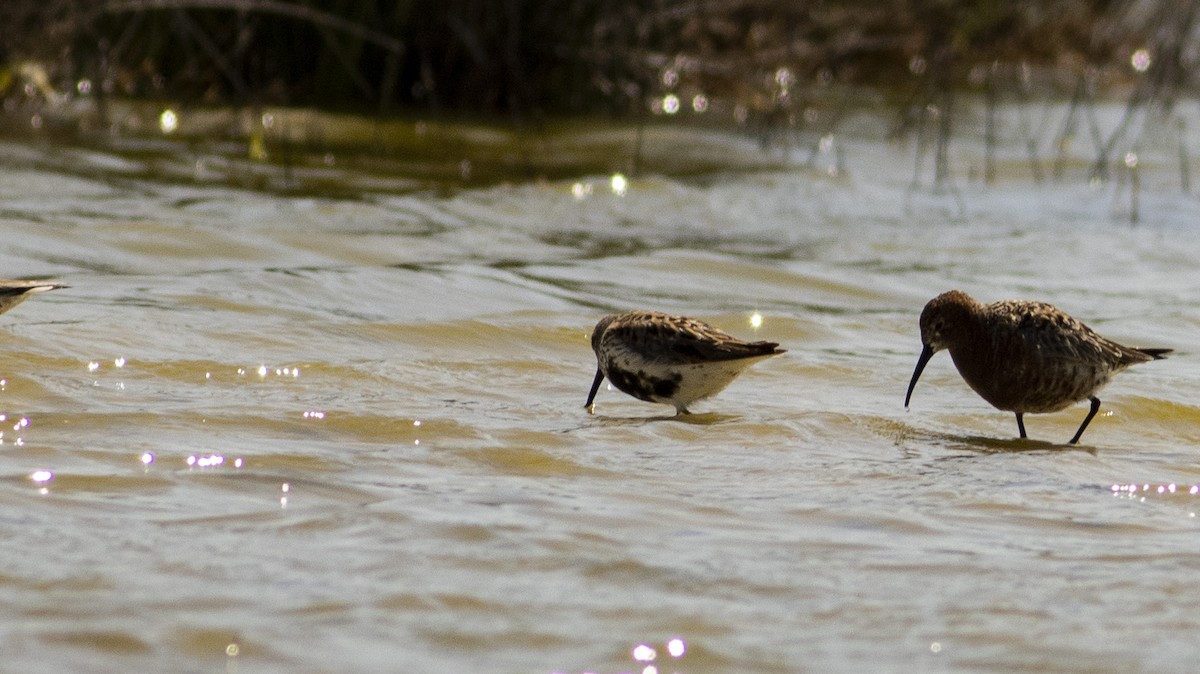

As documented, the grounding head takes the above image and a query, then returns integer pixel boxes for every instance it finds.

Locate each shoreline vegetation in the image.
[0,1,1197,196]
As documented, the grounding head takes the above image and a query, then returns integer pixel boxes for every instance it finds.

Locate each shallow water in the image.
[3,104,1200,673]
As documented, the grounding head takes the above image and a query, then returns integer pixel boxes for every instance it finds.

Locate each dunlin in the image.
[0,280,65,316]
[585,310,785,414]
[905,290,1170,444]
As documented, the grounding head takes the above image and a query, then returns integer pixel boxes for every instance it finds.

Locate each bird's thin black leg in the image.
[1069,397,1102,445]
[1015,413,1027,439]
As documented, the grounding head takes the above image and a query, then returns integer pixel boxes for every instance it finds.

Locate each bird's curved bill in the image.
[584,369,604,414]
[905,344,934,408]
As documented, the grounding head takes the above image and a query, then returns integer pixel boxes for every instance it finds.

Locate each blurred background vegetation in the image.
[0,1,1195,190]
[2,1,1192,116]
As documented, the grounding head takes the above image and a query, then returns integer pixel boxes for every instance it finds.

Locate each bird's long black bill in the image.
[584,369,605,414]
[905,344,935,408]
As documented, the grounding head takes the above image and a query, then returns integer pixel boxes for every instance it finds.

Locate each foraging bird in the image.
[0,280,65,316]
[905,290,1170,444]
[585,310,784,414]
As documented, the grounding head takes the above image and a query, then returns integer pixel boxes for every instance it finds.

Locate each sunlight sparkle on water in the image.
[632,644,656,662]
[662,94,680,114]
[303,410,325,419]
[571,182,593,200]
[619,637,687,670]
[692,94,708,112]
[246,365,301,379]
[1112,482,1200,501]
[159,109,178,134]
[667,638,686,657]
[774,66,794,90]
[749,312,763,329]
[188,454,225,468]
[141,452,154,465]
[1131,48,1152,72]
[30,470,53,483]
[114,357,126,368]
[610,173,628,196]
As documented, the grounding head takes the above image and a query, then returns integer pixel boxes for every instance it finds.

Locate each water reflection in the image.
[930,435,1093,454]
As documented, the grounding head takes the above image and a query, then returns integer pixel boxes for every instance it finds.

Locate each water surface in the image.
[2,106,1200,673]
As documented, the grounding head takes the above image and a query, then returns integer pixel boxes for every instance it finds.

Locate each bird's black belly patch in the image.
[607,367,681,402]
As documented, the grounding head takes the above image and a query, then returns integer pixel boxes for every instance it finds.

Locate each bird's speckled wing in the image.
[992,300,1139,368]
[602,312,783,365]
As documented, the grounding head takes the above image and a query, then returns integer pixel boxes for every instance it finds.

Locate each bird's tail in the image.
[1136,348,1172,360]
